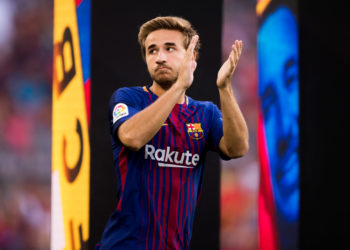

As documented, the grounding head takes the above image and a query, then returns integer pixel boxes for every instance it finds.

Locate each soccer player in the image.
[97,16,249,249]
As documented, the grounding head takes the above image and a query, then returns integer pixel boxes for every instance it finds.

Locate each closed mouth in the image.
[156,66,171,72]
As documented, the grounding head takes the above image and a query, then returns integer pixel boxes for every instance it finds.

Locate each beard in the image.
[150,68,178,90]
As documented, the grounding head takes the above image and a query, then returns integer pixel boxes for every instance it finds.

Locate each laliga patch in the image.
[113,103,129,124]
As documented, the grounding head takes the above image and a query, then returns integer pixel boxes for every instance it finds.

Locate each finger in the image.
[237,40,242,57]
[228,50,235,66]
[232,44,238,65]
[186,35,199,58]
[190,35,199,49]
[233,40,242,63]
[235,40,242,58]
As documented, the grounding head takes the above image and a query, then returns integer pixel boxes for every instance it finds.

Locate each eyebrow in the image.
[147,42,177,51]
[147,44,157,51]
[164,42,176,47]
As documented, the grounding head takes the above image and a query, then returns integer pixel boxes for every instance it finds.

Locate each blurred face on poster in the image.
[258,6,299,222]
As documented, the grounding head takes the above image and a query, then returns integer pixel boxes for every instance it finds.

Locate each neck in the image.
[150,81,186,104]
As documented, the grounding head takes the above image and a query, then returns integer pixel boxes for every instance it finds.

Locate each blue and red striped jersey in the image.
[99,85,226,249]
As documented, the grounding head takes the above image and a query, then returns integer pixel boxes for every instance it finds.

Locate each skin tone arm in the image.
[117,35,199,151]
[217,40,249,158]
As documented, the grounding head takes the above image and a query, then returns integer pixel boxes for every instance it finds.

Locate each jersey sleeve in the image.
[208,103,230,160]
[108,87,141,140]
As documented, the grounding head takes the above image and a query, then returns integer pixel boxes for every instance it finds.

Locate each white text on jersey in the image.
[144,144,199,169]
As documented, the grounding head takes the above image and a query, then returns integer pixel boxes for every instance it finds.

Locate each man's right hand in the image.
[175,35,199,90]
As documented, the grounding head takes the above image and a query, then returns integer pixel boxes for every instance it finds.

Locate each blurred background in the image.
[220,0,258,249]
[0,0,52,248]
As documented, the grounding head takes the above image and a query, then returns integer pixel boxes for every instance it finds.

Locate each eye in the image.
[284,58,298,89]
[167,47,175,52]
[261,84,277,119]
[149,49,157,54]
[147,48,157,55]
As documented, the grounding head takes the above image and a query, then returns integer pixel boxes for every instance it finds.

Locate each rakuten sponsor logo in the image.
[145,144,199,169]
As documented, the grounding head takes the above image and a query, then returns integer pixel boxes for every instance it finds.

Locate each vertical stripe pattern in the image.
[101,86,223,249]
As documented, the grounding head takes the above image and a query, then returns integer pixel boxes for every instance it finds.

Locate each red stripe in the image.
[182,107,196,222]
[176,109,186,246]
[147,88,153,102]
[139,156,146,249]
[161,121,172,250]
[177,169,185,248]
[152,162,157,250]
[257,109,279,250]
[168,169,180,249]
[151,128,163,250]
[173,108,189,248]
[181,169,191,238]
[157,129,165,250]
[117,147,127,211]
[163,115,175,247]
[162,165,170,248]
[84,78,91,128]
[157,166,164,250]
[176,107,193,244]
[76,0,83,6]
[145,138,154,249]
[185,106,196,152]
[188,169,194,239]
[190,115,202,206]
[195,113,203,149]
[166,115,181,249]
[140,88,152,248]
[197,106,209,132]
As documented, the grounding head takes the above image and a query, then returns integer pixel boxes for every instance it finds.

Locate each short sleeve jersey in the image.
[99,85,226,250]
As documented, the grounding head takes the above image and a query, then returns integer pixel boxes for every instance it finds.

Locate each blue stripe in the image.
[165,114,177,247]
[145,140,155,250]
[76,0,90,83]
[181,169,190,241]
[158,122,168,249]
[164,167,172,248]
[176,168,183,245]
[114,147,123,204]
[176,107,184,245]
[179,105,188,246]
[159,164,166,250]
[153,132,161,250]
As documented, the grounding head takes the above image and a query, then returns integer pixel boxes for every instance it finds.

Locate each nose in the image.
[156,50,167,63]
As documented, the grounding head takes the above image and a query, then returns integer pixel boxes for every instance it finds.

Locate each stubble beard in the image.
[151,70,178,90]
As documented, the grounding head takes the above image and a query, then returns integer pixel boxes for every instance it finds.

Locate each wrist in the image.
[173,80,190,92]
[217,80,232,91]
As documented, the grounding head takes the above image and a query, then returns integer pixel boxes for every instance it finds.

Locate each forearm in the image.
[218,83,249,158]
[118,84,185,151]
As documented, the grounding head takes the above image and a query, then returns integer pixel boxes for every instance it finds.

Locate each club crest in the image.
[186,123,204,140]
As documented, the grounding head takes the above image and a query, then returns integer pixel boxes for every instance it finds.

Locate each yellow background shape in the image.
[52,0,90,249]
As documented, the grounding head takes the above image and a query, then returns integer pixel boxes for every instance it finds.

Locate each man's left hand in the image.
[216,40,242,89]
